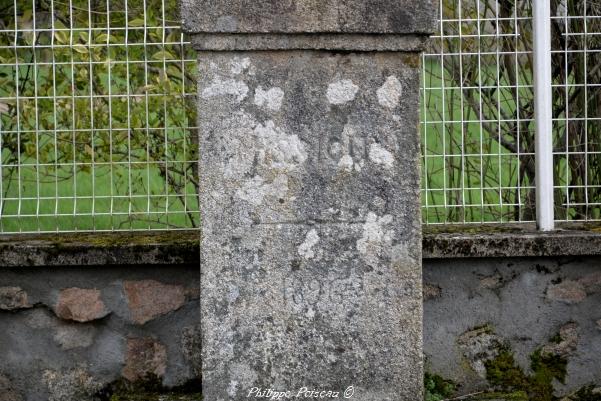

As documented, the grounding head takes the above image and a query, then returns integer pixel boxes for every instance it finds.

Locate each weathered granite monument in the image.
[182,1,436,399]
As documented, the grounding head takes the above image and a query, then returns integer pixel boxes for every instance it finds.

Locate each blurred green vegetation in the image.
[422,0,601,224]
[0,0,198,231]
[2,0,601,230]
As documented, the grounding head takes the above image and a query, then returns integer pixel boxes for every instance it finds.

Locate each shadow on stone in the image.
[95,375,202,401]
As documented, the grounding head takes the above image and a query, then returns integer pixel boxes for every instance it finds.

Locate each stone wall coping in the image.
[0,231,199,267]
[423,223,601,259]
[1,225,601,267]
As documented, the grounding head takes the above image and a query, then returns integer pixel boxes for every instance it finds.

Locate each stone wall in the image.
[424,256,601,397]
[0,232,201,401]
[1,232,600,400]
[0,264,200,401]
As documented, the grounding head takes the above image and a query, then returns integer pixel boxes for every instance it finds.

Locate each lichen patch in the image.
[337,155,355,172]
[377,76,403,109]
[298,229,320,260]
[254,120,307,171]
[235,174,288,206]
[337,154,363,173]
[228,363,259,398]
[227,380,239,397]
[326,79,359,105]
[221,113,307,179]
[220,113,308,206]
[254,86,285,111]
[333,124,365,172]
[230,57,251,74]
[369,143,395,169]
[357,212,394,266]
[201,77,248,102]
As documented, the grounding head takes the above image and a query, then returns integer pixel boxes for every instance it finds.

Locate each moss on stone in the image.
[568,385,601,401]
[464,391,529,400]
[484,346,567,401]
[485,350,530,391]
[100,376,202,401]
[109,394,202,401]
[58,231,199,247]
[423,224,528,235]
[0,231,198,247]
[0,231,200,266]
[423,221,601,235]
[472,323,496,335]
[530,349,567,386]
[548,333,563,345]
[108,392,200,400]
[425,325,597,401]
[484,391,529,400]
[424,372,456,401]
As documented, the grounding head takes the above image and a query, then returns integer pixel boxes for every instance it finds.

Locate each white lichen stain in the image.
[220,112,307,205]
[53,325,95,350]
[201,76,248,102]
[227,380,239,397]
[326,79,359,105]
[335,124,364,172]
[43,368,101,401]
[369,143,395,169]
[298,229,320,259]
[229,363,259,395]
[236,174,288,206]
[377,76,403,109]
[254,86,285,111]
[216,15,238,31]
[337,155,355,172]
[357,212,394,266]
[230,57,251,74]
[338,156,363,173]
[255,120,307,171]
[222,113,307,179]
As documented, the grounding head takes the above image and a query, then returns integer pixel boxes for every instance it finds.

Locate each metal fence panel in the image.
[552,1,601,222]
[0,0,199,233]
[421,0,601,226]
[2,0,601,232]
[421,0,535,224]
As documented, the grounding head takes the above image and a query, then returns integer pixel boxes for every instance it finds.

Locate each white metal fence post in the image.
[533,0,555,231]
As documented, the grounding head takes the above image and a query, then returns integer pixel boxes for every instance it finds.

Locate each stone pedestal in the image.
[182,2,435,400]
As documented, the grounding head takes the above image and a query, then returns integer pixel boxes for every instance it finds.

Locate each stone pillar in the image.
[182,2,436,400]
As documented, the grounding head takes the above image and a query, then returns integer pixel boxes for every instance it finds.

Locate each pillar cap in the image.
[181,0,437,36]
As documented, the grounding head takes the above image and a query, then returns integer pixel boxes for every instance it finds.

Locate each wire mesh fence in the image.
[552,1,601,222]
[2,0,601,232]
[421,0,535,224]
[0,0,199,233]
[422,0,601,225]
